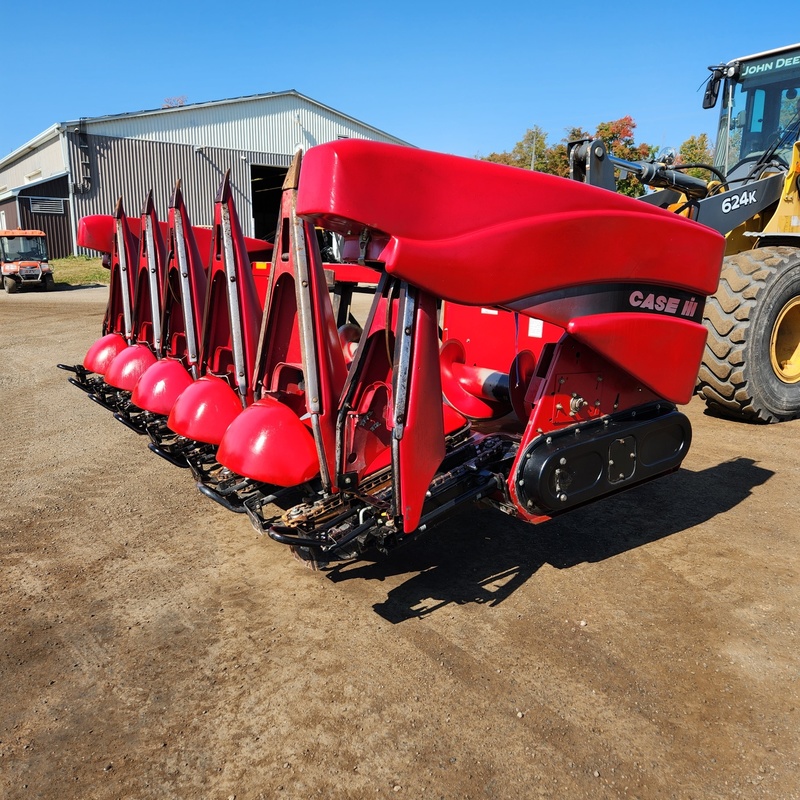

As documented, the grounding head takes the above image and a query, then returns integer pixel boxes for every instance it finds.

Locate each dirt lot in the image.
[1,285,798,800]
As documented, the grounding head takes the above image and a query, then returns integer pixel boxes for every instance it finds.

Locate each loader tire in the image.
[697,246,800,423]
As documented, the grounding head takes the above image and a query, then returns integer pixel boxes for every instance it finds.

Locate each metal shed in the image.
[0,91,411,258]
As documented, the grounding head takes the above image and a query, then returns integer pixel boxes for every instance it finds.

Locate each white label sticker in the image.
[527,318,544,338]
[480,307,499,315]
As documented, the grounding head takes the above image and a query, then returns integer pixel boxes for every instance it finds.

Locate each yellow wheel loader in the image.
[571,42,800,422]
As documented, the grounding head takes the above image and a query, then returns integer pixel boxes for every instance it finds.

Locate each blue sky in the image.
[2,1,795,161]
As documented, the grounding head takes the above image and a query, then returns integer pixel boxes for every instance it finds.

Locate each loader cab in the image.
[707,43,800,183]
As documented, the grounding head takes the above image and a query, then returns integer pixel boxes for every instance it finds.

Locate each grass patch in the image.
[52,255,109,286]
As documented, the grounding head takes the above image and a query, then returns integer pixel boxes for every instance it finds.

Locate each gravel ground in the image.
[1,285,798,799]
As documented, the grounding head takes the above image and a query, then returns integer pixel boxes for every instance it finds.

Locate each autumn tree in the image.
[677,133,715,180]
[593,115,654,196]
[480,116,655,194]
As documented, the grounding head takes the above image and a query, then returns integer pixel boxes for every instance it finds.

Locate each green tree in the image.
[677,133,715,180]
[482,125,551,171]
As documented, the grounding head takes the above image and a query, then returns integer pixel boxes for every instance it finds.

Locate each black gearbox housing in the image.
[515,403,692,513]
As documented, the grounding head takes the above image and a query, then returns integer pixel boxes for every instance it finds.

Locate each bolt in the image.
[559,457,566,465]
[559,493,567,502]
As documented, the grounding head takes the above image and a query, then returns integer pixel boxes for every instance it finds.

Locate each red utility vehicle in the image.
[1,229,53,293]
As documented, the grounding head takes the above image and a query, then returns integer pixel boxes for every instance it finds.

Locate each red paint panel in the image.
[104,344,157,391]
[198,175,262,407]
[217,396,319,486]
[131,194,166,348]
[167,374,243,445]
[162,185,207,367]
[381,211,722,305]
[297,140,724,306]
[77,215,115,252]
[248,171,347,487]
[131,359,194,416]
[78,213,270,265]
[441,302,561,371]
[398,291,445,533]
[440,339,508,419]
[102,200,138,339]
[83,333,128,375]
[327,264,380,285]
[566,313,709,405]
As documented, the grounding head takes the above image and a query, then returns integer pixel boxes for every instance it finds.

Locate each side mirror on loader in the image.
[703,66,724,110]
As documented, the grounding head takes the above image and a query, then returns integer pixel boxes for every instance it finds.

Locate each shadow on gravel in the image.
[53,282,108,291]
[325,457,773,622]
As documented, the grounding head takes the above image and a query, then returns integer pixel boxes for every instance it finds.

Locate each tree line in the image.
[480,116,714,197]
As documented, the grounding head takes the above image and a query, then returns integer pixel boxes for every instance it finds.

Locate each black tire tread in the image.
[697,246,800,423]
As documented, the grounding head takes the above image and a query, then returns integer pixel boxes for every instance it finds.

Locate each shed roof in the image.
[61,90,408,144]
[0,90,411,171]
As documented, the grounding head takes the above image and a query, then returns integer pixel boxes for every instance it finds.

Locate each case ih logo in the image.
[628,290,700,319]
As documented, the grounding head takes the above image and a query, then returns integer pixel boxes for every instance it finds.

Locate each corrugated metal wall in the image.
[67,131,291,244]
[18,175,72,258]
[0,198,19,228]
[85,93,407,153]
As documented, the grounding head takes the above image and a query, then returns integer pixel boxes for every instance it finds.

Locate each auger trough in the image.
[59,140,725,567]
